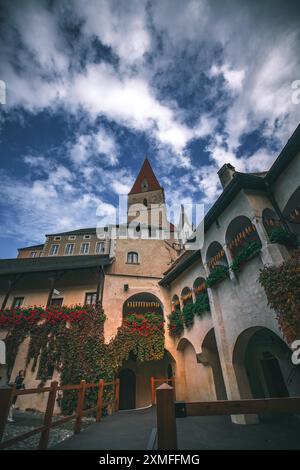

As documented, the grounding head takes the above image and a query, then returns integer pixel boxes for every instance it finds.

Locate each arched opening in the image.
[283,186,300,235]
[181,287,193,306]
[202,329,227,400]
[233,327,300,402]
[262,208,283,239]
[206,241,228,272]
[177,338,215,401]
[171,294,181,312]
[118,368,136,410]
[143,198,148,207]
[193,277,206,299]
[226,215,262,259]
[122,292,163,319]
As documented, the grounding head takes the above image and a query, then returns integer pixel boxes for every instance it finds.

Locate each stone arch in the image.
[181,286,193,306]
[193,277,207,298]
[201,329,227,400]
[232,326,300,400]
[206,241,228,271]
[122,292,163,318]
[262,208,282,238]
[283,185,300,235]
[171,294,181,312]
[177,337,215,401]
[226,215,261,258]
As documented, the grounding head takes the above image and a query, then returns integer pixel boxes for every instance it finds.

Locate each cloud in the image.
[69,128,119,166]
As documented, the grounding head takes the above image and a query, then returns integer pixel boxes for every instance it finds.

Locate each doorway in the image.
[118,368,136,410]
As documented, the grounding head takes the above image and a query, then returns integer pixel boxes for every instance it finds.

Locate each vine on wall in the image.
[259,249,300,344]
[1,305,165,415]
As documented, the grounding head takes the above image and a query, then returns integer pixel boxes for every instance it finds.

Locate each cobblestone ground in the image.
[2,410,95,450]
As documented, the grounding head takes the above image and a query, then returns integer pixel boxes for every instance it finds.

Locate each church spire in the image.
[128,158,162,195]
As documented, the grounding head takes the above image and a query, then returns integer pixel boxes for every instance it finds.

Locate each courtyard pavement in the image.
[52,407,300,450]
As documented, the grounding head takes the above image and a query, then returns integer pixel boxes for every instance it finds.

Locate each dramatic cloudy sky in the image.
[0,0,300,257]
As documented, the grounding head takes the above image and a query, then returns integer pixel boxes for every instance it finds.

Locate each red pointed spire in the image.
[129,158,162,194]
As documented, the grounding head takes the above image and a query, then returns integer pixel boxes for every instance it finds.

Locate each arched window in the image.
[181,287,193,306]
[225,215,261,258]
[127,251,138,264]
[143,198,148,207]
[172,294,181,312]
[193,277,207,298]
[206,241,228,272]
[283,186,300,235]
[262,208,282,238]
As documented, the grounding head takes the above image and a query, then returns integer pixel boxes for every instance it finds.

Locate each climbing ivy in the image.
[259,249,300,345]
[0,305,165,415]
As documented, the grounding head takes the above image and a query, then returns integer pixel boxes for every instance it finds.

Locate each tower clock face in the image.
[141,178,149,192]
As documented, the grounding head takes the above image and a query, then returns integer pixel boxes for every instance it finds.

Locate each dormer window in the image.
[127,252,138,264]
[141,178,149,192]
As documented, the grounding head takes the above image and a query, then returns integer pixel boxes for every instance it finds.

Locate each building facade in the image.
[0,126,300,423]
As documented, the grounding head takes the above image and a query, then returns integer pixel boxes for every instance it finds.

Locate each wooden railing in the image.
[155,383,300,450]
[150,376,175,405]
[0,378,120,450]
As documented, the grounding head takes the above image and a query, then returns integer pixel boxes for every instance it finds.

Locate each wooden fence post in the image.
[0,384,15,443]
[114,379,120,412]
[96,379,104,422]
[39,381,58,450]
[156,383,177,450]
[150,376,155,405]
[74,380,86,434]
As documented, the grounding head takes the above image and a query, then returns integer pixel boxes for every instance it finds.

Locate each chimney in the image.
[217,163,236,189]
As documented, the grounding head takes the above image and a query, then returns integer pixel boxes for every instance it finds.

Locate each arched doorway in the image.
[118,368,136,410]
[202,329,227,400]
[233,327,300,400]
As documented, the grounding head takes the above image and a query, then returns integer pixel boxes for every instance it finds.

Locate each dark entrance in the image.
[118,368,136,410]
[260,354,289,398]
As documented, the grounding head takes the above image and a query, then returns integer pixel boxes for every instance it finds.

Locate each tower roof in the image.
[129,158,162,195]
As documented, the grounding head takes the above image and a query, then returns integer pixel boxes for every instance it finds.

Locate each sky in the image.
[0,0,300,258]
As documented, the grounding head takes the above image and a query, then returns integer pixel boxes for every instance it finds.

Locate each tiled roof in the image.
[129,158,162,194]
[18,244,44,251]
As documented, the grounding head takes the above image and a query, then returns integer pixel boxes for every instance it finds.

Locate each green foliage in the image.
[230,241,261,273]
[167,309,184,338]
[193,292,210,316]
[269,228,299,248]
[206,265,229,287]
[259,249,300,345]
[182,302,194,329]
[1,305,165,415]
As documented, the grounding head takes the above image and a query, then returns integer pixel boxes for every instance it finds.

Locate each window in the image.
[65,243,74,255]
[68,235,76,240]
[54,236,61,241]
[50,298,63,307]
[30,251,37,258]
[50,244,59,256]
[127,251,138,264]
[95,241,105,254]
[143,198,148,207]
[85,292,97,305]
[80,242,90,254]
[12,297,24,308]
[83,234,91,239]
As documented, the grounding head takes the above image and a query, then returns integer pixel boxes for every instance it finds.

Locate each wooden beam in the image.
[1,274,23,310]
[39,381,58,449]
[185,396,300,417]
